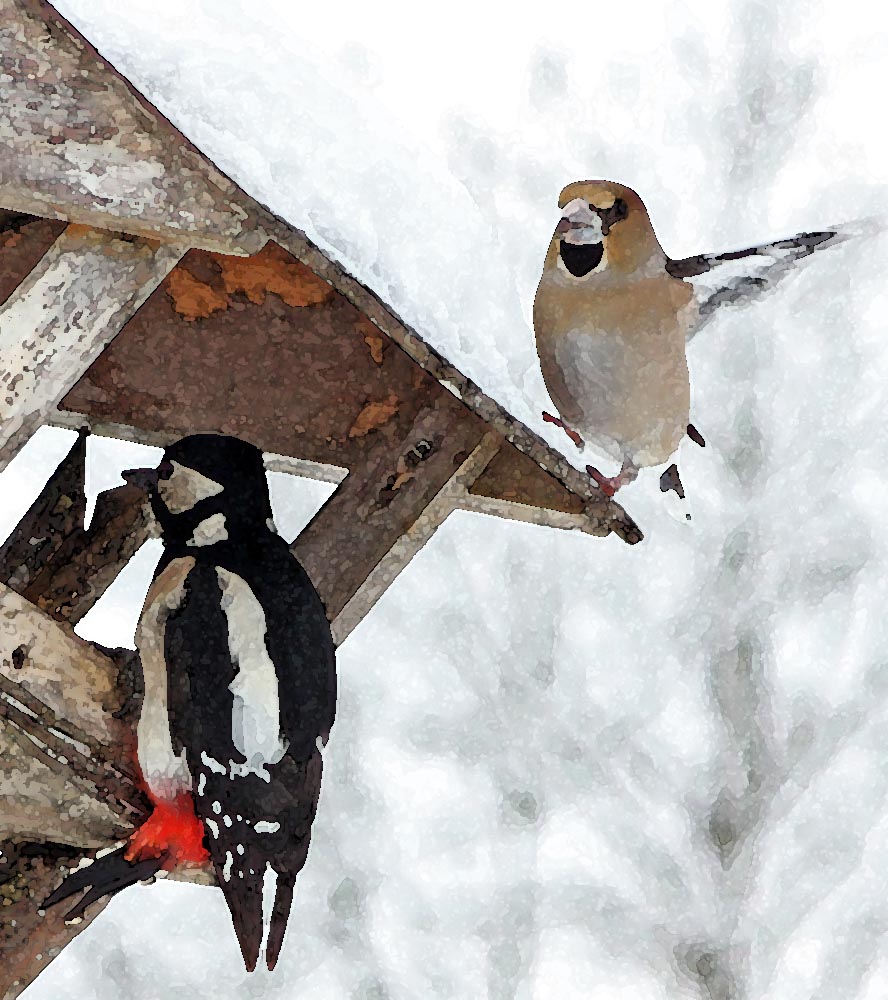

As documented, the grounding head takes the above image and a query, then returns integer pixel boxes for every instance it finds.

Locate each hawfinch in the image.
[533,179,856,496]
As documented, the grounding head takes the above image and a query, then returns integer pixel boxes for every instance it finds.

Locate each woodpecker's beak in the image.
[121,467,160,490]
[122,459,173,491]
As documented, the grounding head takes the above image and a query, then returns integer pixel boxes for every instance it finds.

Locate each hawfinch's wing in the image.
[667,219,879,338]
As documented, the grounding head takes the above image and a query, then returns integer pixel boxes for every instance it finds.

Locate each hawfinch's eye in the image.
[613,198,628,220]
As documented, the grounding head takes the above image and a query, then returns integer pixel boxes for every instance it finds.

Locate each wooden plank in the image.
[469,442,585,515]
[0,423,151,624]
[60,244,443,473]
[23,484,151,626]
[0,225,185,474]
[0,584,147,1000]
[0,428,88,593]
[0,211,67,308]
[0,0,267,254]
[1,843,113,1000]
[331,432,502,643]
[293,389,487,622]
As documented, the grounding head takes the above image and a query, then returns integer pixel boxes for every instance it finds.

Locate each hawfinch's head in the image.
[548,180,664,278]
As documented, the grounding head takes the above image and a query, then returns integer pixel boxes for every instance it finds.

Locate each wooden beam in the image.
[264,220,643,544]
[0,428,88,593]
[0,225,184,474]
[0,584,144,1000]
[331,432,502,643]
[0,0,268,254]
[22,485,151,626]
[293,390,487,623]
[48,412,349,487]
[1,843,112,1000]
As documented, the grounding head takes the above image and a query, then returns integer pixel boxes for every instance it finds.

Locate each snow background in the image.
[3,0,888,996]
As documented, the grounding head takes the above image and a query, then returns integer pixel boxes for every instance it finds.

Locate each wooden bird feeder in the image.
[0,1,642,995]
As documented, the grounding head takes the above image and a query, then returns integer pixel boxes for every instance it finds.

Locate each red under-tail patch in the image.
[125,795,210,869]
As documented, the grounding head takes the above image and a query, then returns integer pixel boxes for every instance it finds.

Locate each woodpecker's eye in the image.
[157,459,174,480]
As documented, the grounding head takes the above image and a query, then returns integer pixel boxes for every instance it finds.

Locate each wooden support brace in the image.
[0,427,88,594]
[0,584,147,1000]
[0,428,151,625]
[0,225,185,474]
[331,432,502,644]
[292,390,488,627]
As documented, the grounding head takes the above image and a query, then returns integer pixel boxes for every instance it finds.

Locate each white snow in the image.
[2,0,887,997]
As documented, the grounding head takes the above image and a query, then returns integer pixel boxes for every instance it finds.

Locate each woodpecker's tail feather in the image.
[214,850,265,973]
[265,875,295,971]
[42,846,164,921]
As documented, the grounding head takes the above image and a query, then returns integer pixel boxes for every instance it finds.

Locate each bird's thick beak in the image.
[121,467,161,491]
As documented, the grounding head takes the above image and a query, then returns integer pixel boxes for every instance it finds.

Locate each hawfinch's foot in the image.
[586,461,639,497]
[687,424,706,448]
[542,411,584,449]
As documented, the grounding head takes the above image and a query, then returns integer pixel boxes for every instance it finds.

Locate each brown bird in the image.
[533,179,858,496]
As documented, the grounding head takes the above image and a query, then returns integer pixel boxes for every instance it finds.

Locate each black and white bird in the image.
[44,434,337,972]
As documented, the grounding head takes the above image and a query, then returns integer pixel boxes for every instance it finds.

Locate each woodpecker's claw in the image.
[43,846,164,920]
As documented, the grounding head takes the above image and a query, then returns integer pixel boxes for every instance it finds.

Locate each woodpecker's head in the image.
[546,179,664,280]
[123,434,275,545]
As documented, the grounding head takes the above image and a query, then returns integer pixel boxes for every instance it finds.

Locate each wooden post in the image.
[0,226,184,474]
[0,429,151,625]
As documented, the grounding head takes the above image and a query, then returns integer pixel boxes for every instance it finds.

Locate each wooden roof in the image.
[0,0,641,545]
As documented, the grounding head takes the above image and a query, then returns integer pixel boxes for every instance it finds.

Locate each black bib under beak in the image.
[559,240,604,277]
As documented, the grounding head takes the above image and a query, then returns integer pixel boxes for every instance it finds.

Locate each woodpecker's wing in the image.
[666,218,879,338]
[163,542,335,971]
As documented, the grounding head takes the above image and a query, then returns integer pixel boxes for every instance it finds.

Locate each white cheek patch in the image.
[216,568,288,781]
[158,462,224,515]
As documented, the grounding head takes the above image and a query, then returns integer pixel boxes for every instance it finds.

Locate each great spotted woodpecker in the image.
[45,434,337,972]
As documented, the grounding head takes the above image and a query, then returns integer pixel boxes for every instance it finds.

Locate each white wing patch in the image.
[216,568,288,781]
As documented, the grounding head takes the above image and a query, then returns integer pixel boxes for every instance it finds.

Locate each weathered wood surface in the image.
[267,220,643,544]
[0,583,153,1000]
[0,416,150,628]
[58,242,641,542]
[23,485,151,626]
[0,211,67,308]
[293,388,488,623]
[0,427,88,594]
[0,225,184,474]
[331,431,503,644]
[0,0,268,254]
[1,842,112,1000]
